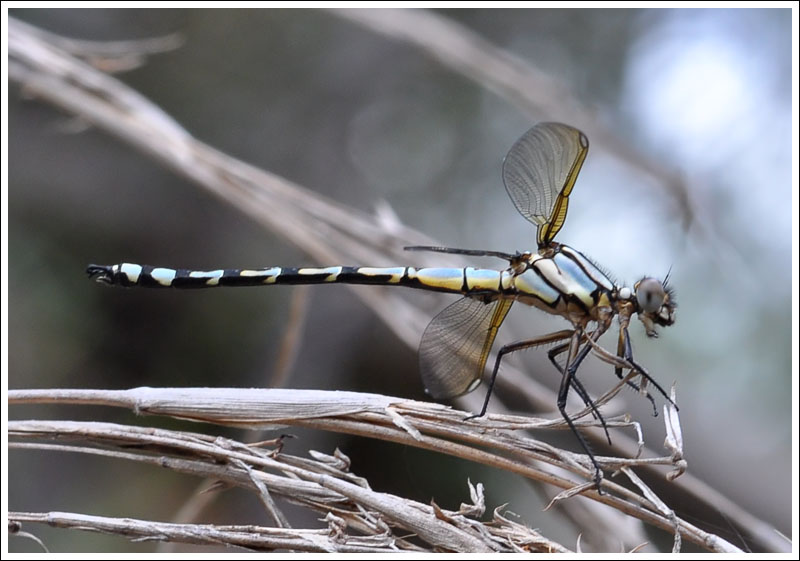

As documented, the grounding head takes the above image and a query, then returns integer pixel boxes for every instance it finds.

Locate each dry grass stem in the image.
[9,387,738,552]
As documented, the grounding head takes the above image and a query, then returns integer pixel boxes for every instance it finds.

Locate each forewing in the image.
[419,297,513,399]
[502,122,589,247]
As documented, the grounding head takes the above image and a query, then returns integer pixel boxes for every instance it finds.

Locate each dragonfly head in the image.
[633,276,676,338]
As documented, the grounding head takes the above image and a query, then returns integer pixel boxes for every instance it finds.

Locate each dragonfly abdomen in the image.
[86,263,509,296]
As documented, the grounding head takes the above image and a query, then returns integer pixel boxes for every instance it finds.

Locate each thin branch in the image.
[10,511,407,553]
[9,17,184,73]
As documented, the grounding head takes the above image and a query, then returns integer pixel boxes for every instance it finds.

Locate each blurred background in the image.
[7,8,794,553]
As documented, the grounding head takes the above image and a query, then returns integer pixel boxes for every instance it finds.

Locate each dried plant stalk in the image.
[9,387,737,552]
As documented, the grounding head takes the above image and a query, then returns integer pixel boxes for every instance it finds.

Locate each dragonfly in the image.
[88,122,676,487]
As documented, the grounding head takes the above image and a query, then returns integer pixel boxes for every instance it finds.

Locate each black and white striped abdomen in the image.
[86,263,511,296]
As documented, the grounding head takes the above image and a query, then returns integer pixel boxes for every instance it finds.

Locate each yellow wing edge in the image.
[536,128,589,247]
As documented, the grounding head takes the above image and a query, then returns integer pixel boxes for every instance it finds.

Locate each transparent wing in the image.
[502,122,589,248]
[419,297,513,399]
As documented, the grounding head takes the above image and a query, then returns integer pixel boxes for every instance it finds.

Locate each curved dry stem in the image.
[9,387,738,552]
[9,420,562,552]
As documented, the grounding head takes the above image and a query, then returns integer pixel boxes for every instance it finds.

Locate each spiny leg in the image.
[468,329,576,419]
[551,326,659,416]
[589,326,677,409]
[547,337,612,445]
[557,328,610,489]
[468,327,613,441]
[616,326,658,416]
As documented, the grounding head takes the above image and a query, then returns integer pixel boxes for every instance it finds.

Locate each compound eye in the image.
[636,277,666,314]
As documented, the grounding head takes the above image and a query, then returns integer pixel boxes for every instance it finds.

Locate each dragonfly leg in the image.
[554,328,658,416]
[557,327,611,490]
[469,327,613,446]
[469,329,574,419]
[547,336,612,444]
[589,327,677,410]
[615,327,658,416]
[550,340,601,412]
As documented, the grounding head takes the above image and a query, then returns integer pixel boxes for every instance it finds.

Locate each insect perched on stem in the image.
[88,122,677,488]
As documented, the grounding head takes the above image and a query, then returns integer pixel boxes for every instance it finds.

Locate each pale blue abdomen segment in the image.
[411,267,503,293]
[464,268,502,291]
[411,268,465,292]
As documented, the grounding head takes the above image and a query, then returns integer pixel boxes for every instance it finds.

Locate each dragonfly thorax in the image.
[509,243,616,324]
